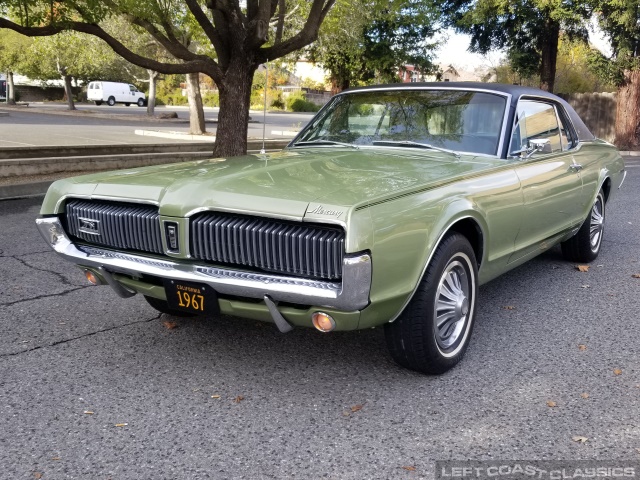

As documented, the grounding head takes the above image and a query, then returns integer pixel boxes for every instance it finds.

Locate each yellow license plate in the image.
[163,280,219,315]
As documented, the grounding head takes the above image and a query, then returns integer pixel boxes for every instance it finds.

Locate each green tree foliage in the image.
[443,0,591,92]
[0,29,32,103]
[0,0,336,156]
[588,0,640,148]
[311,0,440,93]
[487,36,615,94]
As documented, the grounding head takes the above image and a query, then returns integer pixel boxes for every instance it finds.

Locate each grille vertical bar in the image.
[190,212,345,280]
[65,199,163,254]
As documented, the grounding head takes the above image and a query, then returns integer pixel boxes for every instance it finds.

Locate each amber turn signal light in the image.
[84,269,100,285]
[312,312,336,332]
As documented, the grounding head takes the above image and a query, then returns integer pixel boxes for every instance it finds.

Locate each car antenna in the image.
[260,62,268,155]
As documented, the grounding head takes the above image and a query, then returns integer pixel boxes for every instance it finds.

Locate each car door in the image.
[509,98,583,263]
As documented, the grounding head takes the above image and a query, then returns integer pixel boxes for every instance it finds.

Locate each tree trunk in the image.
[614,69,640,150]
[146,70,158,116]
[539,18,560,93]
[213,61,258,157]
[7,71,16,105]
[186,72,205,135]
[63,74,76,110]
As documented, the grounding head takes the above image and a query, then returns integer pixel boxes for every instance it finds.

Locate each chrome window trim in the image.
[35,217,371,311]
[290,87,512,159]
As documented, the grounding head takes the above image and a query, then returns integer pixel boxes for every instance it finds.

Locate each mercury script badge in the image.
[308,205,344,218]
[78,217,100,235]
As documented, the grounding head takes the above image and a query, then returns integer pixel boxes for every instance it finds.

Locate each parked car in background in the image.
[36,83,625,374]
[87,81,146,107]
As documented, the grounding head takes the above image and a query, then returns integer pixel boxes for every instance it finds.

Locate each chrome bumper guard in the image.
[36,217,371,311]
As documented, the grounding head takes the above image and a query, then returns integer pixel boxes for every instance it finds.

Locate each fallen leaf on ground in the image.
[635,448,640,455]
[342,411,350,417]
[580,393,590,399]
[114,423,128,427]
[578,344,587,351]
[51,457,61,461]
[83,411,94,415]
[576,265,590,272]
[503,306,516,310]
[581,284,590,289]
[211,395,221,399]
[572,436,588,443]
[614,368,623,376]
[402,466,417,471]
[34,473,43,479]
[233,396,244,403]
[162,321,179,330]
[351,404,363,412]
[546,401,557,408]
[632,274,640,279]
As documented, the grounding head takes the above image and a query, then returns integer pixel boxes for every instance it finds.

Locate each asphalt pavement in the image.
[0,159,639,479]
[0,103,314,147]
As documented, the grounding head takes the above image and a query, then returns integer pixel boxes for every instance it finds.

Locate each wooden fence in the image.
[560,92,617,143]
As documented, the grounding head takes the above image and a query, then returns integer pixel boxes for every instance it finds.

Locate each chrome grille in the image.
[64,199,163,254]
[190,213,345,280]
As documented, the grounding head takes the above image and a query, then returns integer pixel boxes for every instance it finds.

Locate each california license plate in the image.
[163,280,219,315]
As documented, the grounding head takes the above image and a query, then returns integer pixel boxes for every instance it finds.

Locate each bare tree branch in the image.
[184,0,225,56]
[261,0,335,60]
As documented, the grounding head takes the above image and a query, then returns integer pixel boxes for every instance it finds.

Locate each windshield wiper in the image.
[292,139,359,149]
[372,140,460,159]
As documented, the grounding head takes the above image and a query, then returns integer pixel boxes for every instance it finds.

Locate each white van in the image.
[87,81,146,107]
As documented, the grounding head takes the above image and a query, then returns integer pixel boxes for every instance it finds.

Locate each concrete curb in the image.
[135,129,217,141]
[620,151,640,157]
[0,181,53,199]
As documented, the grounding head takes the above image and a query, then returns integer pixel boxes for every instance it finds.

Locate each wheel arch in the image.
[385,211,487,324]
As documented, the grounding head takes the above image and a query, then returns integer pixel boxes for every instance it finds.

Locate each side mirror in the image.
[529,138,552,154]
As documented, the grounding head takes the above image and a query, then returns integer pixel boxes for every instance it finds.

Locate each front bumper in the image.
[36,217,372,311]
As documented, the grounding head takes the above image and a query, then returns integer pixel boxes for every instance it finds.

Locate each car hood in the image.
[46,147,503,220]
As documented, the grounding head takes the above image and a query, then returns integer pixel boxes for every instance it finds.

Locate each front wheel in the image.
[561,190,605,263]
[107,96,116,106]
[137,98,145,107]
[124,102,130,107]
[385,233,478,374]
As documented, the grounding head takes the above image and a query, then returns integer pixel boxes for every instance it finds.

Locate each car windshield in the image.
[293,89,507,156]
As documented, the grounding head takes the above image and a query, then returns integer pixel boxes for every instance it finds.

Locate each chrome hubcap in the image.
[590,197,604,250]
[434,260,471,350]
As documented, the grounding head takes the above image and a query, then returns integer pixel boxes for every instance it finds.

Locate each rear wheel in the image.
[385,233,478,374]
[144,295,197,318]
[107,96,116,106]
[561,190,605,262]
[94,101,102,106]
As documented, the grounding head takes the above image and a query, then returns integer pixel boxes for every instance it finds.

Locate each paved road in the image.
[0,104,314,147]
[0,159,639,479]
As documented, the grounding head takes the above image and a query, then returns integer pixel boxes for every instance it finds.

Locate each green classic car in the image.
[36,83,625,374]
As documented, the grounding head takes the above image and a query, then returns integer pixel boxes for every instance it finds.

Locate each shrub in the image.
[285,92,320,112]
[202,91,219,107]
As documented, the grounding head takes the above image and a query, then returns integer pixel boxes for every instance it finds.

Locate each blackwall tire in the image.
[384,233,478,374]
[561,190,605,263]
[107,96,116,106]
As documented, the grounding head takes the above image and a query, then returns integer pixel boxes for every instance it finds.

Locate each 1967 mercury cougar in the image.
[36,83,626,374]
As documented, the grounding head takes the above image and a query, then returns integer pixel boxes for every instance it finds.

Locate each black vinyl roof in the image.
[341,82,596,146]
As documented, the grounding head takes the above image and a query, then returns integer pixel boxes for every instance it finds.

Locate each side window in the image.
[557,107,577,151]
[129,85,136,92]
[510,100,563,156]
